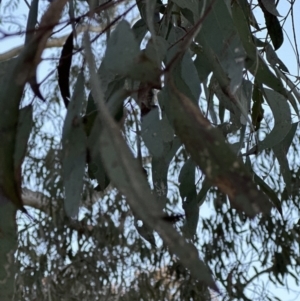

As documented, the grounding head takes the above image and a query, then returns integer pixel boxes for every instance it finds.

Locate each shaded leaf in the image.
[194,50,212,82]
[29,76,45,102]
[1,0,68,212]
[164,75,272,217]
[98,123,218,290]
[179,158,198,238]
[179,158,196,199]
[0,202,18,300]
[251,81,264,131]
[62,72,86,217]
[196,0,245,93]
[248,88,291,153]
[260,0,281,17]
[273,122,298,195]
[263,11,283,50]
[232,0,286,96]
[104,20,140,75]
[141,107,164,157]
[197,177,211,206]
[25,0,39,45]
[0,58,26,212]
[14,105,33,171]
[86,36,218,288]
[132,18,148,45]
[88,89,128,191]
[58,32,74,108]
[151,138,181,211]
[253,173,282,216]
[265,44,289,73]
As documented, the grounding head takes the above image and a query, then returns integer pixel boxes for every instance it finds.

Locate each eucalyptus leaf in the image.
[62,72,87,217]
[273,122,298,195]
[196,0,245,93]
[248,88,291,153]
[232,1,286,96]
[14,105,33,171]
[164,75,272,217]
[141,107,164,157]
[260,0,281,17]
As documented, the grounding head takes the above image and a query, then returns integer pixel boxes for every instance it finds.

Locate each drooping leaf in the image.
[104,20,161,87]
[25,0,39,45]
[259,0,281,17]
[151,138,181,211]
[1,0,67,211]
[62,72,87,217]
[194,50,212,83]
[179,158,196,199]
[265,44,289,73]
[29,76,45,102]
[14,105,33,171]
[262,10,283,50]
[132,18,148,45]
[197,177,211,206]
[165,27,200,104]
[253,173,282,216]
[164,75,272,217]
[248,88,291,154]
[58,32,74,108]
[88,89,128,192]
[104,20,140,75]
[251,81,264,131]
[85,37,218,290]
[0,58,26,212]
[171,0,199,21]
[0,202,18,300]
[141,107,164,157]
[238,0,260,30]
[231,0,286,96]
[179,158,199,238]
[273,122,298,195]
[196,0,245,93]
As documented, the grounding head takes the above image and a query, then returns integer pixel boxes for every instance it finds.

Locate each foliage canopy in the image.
[0,0,300,300]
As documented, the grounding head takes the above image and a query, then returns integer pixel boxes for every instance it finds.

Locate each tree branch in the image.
[0,24,105,62]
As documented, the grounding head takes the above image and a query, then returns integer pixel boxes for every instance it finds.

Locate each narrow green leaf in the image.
[197,177,211,206]
[141,107,164,157]
[179,158,196,199]
[0,58,26,211]
[248,88,291,153]
[194,50,212,82]
[164,76,272,217]
[104,20,140,75]
[260,0,281,17]
[232,0,286,96]
[132,18,148,45]
[85,35,218,291]
[14,105,33,170]
[62,72,87,217]
[152,138,181,211]
[251,81,264,131]
[196,0,245,93]
[0,202,17,300]
[58,32,73,108]
[263,11,283,50]
[273,122,298,195]
[179,158,198,238]
[253,173,282,215]
[25,0,39,45]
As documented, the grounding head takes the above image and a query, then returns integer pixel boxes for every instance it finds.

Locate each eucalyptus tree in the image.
[0,0,300,300]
